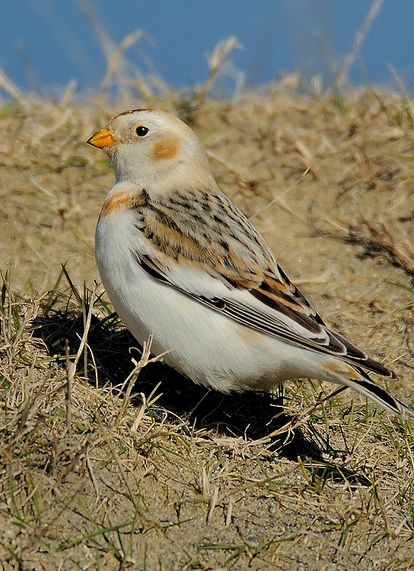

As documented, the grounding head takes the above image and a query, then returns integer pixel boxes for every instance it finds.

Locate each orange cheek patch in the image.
[152,137,180,161]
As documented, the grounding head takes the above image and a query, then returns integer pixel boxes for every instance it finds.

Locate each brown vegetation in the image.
[1,70,413,569]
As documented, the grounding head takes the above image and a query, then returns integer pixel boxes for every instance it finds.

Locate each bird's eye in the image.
[135,126,149,137]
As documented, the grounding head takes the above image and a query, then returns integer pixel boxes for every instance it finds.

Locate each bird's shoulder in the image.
[99,186,149,218]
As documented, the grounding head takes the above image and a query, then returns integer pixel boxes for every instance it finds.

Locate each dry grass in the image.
[313,216,414,283]
[1,69,414,569]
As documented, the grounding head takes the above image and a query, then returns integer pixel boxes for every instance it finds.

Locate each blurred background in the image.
[1,0,413,95]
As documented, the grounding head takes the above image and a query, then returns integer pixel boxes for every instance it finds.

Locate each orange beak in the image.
[87,127,115,149]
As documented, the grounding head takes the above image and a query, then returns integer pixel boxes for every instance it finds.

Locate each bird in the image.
[87,108,411,417]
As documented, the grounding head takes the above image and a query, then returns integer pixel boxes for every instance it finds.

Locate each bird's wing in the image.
[130,188,394,379]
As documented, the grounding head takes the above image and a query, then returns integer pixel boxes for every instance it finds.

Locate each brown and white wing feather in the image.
[127,187,395,380]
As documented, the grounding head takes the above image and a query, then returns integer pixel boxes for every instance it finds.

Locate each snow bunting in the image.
[88,109,411,416]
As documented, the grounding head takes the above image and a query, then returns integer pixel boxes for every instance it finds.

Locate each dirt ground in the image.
[1,84,414,570]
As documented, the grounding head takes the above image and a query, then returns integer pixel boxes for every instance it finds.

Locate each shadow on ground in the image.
[32,311,370,485]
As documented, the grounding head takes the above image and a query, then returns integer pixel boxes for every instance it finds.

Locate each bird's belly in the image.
[95,215,312,392]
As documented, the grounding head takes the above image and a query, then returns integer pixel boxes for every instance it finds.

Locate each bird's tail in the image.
[343,367,412,417]
[320,359,412,416]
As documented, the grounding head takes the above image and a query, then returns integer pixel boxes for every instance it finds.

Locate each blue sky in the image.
[1,1,414,94]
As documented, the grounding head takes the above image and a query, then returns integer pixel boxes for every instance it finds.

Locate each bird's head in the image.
[87,109,213,193]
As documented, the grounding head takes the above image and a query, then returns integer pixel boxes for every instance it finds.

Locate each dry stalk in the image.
[101,30,144,94]
[335,0,384,89]
[63,283,96,436]
[246,386,347,448]
[207,485,219,523]
[317,217,414,281]
[0,68,24,101]
[66,285,97,384]
[249,168,310,222]
[294,140,320,180]
[195,37,241,110]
